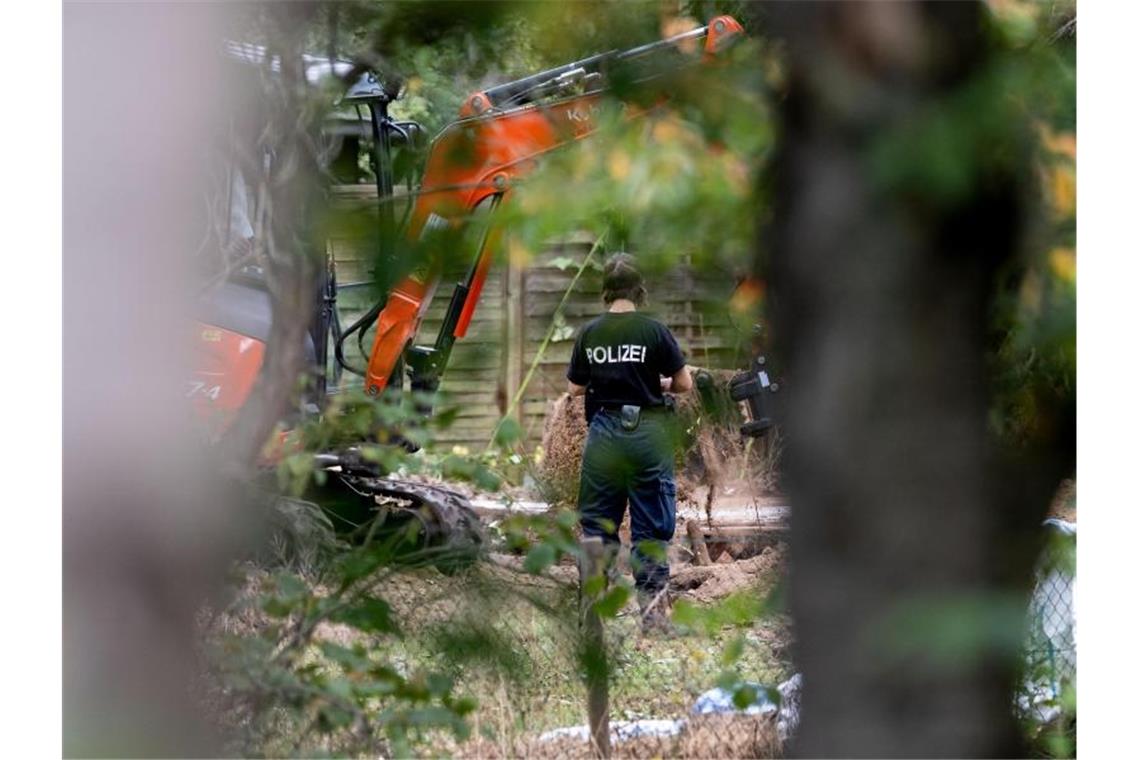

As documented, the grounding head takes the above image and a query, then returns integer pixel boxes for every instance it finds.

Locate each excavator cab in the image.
[190,52,430,435]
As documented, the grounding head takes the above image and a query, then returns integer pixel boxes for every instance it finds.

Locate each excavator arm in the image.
[357,15,744,397]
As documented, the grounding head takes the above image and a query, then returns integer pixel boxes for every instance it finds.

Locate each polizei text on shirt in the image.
[585,344,647,364]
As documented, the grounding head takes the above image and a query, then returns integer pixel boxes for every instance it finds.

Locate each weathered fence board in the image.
[328,193,746,451]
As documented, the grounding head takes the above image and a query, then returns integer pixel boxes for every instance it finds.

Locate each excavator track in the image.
[311,452,485,570]
[339,473,484,552]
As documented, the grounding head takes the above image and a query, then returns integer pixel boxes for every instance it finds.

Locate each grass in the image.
[206,547,793,757]
[365,557,791,753]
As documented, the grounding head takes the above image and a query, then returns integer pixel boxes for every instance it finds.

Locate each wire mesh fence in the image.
[207,504,1075,757]
[383,523,1074,758]
[355,536,796,758]
[1018,519,1076,730]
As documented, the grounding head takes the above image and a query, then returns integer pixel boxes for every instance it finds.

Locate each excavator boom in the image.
[359,15,744,397]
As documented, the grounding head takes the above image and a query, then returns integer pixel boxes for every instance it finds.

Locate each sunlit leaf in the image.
[721,635,745,665]
[523,543,557,574]
[330,596,400,635]
[593,585,631,618]
[1049,247,1076,284]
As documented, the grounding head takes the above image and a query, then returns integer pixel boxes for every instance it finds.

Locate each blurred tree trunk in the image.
[63,3,244,756]
[760,2,1075,756]
[64,3,328,755]
[224,3,326,470]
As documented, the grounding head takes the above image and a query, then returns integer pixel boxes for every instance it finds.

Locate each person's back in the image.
[569,311,683,422]
[566,253,691,634]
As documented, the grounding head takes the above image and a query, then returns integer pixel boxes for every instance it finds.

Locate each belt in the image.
[597,403,668,414]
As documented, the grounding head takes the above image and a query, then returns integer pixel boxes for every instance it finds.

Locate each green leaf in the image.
[635,539,667,563]
[426,672,454,697]
[319,641,370,671]
[719,591,766,626]
[582,573,607,597]
[275,572,308,602]
[261,572,310,617]
[493,416,522,446]
[554,510,579,529]
[451,695,478,717]
[330,596,399,635]
[671,598,701,628]
[715,669,739,690]
[732,683,759,709]
[318,704,354,731]
[593,585,630,618]
[326,677,355,700]
[337,546,386,585]
[523,543,557,574]
[721,635,745,666]
[355,678,399,698]
[441,454,475,480]
[433,405,460,429]
[471,464,503,492]
[261,597,296,618]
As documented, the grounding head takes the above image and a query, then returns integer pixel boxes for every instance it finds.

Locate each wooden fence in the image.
[328,196,748,451]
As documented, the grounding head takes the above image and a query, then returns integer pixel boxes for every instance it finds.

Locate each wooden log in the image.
[685,520,713,566]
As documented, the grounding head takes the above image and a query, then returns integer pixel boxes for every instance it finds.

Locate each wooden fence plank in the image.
[330,208,744,448]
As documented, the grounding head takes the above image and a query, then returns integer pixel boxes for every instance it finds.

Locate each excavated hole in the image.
[699,532,783,563]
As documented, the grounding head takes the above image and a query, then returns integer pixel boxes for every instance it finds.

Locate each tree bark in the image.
[759,2,1075,756]
[223,3,326,471]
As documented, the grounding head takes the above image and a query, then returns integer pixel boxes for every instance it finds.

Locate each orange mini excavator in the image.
[352,16,744,405]
[192,17,746,547]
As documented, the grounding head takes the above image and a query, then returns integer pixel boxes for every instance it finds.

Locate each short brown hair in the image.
[602,253,647,305]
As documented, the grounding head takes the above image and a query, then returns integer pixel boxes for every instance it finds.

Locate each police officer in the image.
[566,253,692,631]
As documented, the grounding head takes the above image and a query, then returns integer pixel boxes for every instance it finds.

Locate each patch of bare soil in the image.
[672,543,787,604]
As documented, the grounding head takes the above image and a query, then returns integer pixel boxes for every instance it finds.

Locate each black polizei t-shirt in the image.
[566,311,687,422]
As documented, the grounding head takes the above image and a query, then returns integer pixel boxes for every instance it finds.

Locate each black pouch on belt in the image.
[620,404,641,431]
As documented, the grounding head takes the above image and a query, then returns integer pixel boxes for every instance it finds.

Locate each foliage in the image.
[981,1,1077,450]
[495,41,771,279]
[208,539,479,756]
[205,0,1076,754]
[315,2,549,137]
[1018,525,1077,757]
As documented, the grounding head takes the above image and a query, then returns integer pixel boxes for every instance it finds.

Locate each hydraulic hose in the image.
[334,298,384,377]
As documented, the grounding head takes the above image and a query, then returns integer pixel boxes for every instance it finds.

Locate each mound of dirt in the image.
[539,394,588,506]
[671,543,787,603]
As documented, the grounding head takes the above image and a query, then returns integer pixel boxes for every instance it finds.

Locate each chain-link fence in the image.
[353,534,795,758]
[1018,519,1077,730]
[386,523,1074,758]
[212,504,1077,757]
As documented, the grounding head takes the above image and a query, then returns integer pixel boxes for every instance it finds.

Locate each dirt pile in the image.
[539,393,589,506]
[672,543,787,603]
